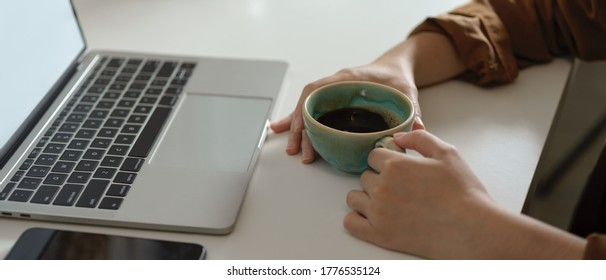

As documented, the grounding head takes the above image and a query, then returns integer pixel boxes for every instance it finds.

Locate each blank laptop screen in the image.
[0,0,84,168]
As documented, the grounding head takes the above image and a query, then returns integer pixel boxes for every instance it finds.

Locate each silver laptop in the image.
[0,0,287,234]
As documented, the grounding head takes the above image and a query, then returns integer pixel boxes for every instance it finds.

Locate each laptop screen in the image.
[0,0,84,168]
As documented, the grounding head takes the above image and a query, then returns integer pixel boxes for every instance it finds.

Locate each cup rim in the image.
[303,81,415,138]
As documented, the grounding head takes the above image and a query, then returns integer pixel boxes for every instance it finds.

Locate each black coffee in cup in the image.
[317,107,389,133]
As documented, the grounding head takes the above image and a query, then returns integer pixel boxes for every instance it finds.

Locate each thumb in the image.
[393,130,452,158]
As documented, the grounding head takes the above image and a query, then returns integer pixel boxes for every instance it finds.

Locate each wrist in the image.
[467,204,586,259]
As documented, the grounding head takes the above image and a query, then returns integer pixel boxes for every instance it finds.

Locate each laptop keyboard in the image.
[0,56,196,210]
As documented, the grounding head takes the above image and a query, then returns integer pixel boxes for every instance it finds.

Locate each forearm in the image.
[373,32,466,88]
[470,206,586,259]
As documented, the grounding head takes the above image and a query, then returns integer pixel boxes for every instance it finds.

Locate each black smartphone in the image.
[5,227,206,260]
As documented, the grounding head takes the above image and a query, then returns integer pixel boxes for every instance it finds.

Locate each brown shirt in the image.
[411,0,606,259]
[410,0,606,86]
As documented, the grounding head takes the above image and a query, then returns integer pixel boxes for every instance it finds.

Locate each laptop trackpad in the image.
[149,93,271,172]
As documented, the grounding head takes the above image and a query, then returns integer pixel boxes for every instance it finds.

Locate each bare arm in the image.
[375,32,466,88]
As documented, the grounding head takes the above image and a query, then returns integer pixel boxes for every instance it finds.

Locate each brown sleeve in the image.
[583,234,606,260]
[409,0,606,86]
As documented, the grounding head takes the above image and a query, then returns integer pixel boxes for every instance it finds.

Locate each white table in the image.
[0,0,570,259]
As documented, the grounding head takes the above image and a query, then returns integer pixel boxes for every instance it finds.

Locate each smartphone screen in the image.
[5,228,206,260]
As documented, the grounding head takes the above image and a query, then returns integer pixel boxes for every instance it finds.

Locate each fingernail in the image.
[415,116,425,128]
[394,132,406,140]
[302,149,314,164]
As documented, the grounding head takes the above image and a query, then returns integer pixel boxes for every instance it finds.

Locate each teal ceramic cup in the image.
[303,81,415,174]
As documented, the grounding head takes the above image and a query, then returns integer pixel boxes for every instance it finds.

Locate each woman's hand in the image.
[344,130,497,259]
[344,130,586,259]
[270,61,424,164]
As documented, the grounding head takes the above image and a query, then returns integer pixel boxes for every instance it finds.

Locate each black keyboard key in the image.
[115,75,132,83]
[93,168,117,179]
[53,184,84,206]
[68,139,90,150]
[121,67,137,74]
[10,171,25,182]
[59,123,79,133]
[104,91,121,99]
[90,110,109,119]
[94,78,111,85]
[165,86,183,95]
[0,183,16,200]
[52,133,73,143]
[60,150,83,161]
[100,69,117,77]
[117,100,136,108]
[129,107,171,158]
[75,160,99,171]
[30,186,60,204]
[82,119,102,129]
[127,59,142,66]
[76,179,110,208]
[113,172,137,184]
[135,74,152,81]
[52,161,76,173]
[181,62,196,69]
[157,61,177,77]
[90,138,111,148]
[26,166,50,178]
[107,58,124,68]
[144,88,162,95]
[106,184,130,197]
[93,100,120,109]
[141,60,160,73]
[139,97,157,104]
[87,86,105,94]
[36,137,50,147]
[159,95,178,106]
[124,91,141,99]
[44,143,66,154]
[43,173,68,185]
[83,149,105,160]
[129,83,147,90]
[19,159,34,170]
[75,129,96,139]
[35,154,59,166]
[98,197,123,210]
[28,148,42,158]
[67,113,86,123]
[97,128,118,138]
[111,108,130,118]
[175,68,193,79]
[104,118,124,128]
[150,80,167,87]
[133,106,152,114]
[109,84,126,91]
[68,172,92,184]
[115,135,136,145]
[101,156,123,167]
[73,104,93,112]
[121,158,144,172]
[170,78,187,86]
[17,178,42,190]
[127,115,146,124]
[52,118,63,127]
[81,94,100,103]
[121,125,141,134]
[108,145,129,156]
[8,190,33,202]
[44,127,57,137]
